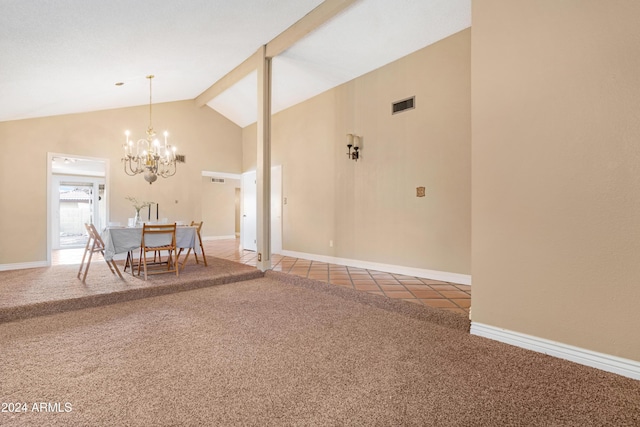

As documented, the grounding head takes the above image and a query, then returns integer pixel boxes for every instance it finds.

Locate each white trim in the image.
[201,235,237,241]
[0,261,49,271]
[201,171,242,180]
[471,322,640,381]
[280,249,471,285]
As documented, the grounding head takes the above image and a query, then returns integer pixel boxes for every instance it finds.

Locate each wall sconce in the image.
[346,133,361,161]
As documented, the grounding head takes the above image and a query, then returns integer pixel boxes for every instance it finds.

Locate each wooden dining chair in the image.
[138,223,179,280]
[77,223,124,283]
[178,221,208,271]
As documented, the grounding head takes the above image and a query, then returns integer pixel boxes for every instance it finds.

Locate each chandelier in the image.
[122,75,178,184]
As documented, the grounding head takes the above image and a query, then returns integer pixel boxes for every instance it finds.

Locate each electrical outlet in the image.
[329,240,333,247]
[258,253,262,262]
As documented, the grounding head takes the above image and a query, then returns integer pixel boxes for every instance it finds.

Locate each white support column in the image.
[256,45,272,271]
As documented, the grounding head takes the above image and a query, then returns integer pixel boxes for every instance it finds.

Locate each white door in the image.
[271,165,282,254]
[241,171,257,251]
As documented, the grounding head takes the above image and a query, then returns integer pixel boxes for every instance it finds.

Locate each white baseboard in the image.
[201,235,237,241]
[0,261,49,271]
[280,250,471,285]
[471,322,640,381]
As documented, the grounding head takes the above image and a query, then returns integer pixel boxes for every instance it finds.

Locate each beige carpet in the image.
[0,257,262,323]
[1,272,639,426]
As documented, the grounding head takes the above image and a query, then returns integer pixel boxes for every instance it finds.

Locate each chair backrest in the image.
[141,223,177,248]
[190,221,203,233]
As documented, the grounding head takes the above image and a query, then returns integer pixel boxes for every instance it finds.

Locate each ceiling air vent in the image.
[175,154,186,163]
[211,178,225,184]
[392,96,415,115]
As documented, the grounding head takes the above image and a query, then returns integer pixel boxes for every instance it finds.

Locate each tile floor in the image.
[54,238,471,316]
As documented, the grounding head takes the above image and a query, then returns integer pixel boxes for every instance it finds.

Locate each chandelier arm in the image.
[157,160,177,178]
[122,159,132,176]
[123,158,139,176]
[166,162,177,177]
[126,156,146,176]
[159,166,177,178]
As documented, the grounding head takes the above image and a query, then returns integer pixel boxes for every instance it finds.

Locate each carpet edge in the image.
[265,270,471,333]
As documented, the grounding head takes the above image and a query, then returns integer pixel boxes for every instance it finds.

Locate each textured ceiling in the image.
[1,0,471,126]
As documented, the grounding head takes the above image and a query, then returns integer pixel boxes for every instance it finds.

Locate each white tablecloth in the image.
[102,226,200,261]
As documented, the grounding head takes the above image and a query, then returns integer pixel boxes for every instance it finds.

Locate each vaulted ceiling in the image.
[1,0,470,127]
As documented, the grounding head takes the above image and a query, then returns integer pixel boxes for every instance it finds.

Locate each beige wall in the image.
[472,1,640,361]
[0,100,242,264]
[244,29,471,275]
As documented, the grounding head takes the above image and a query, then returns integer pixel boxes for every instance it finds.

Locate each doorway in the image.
[47,154,108,262]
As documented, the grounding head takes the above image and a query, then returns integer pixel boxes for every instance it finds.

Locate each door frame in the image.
[51,175,105,249]
[46,153,109,266]
[240,166,282,254]
[241,170,257,251]
[202,167,282,255]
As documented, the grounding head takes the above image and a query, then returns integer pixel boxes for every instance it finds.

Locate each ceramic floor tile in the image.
[378,284,407,291]
[428,284,460,292]
[421,279,450,285]
[398,279,425,285]
[331,279,354,286]
[404,284,433,291]
[290,270,309,277]
[438,290,471,300]
[411,290,444,299]
[350,279,374,285]
[375,279,401,285]
[354,284,381,291]
[349,274,373,280]
[370,273,396,279]
[451,298,471,308]
[383,291,414,299]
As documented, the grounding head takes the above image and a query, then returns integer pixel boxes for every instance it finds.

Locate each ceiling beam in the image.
[194,0,360,107]
[194,49,261,108]
[265,0,359,58]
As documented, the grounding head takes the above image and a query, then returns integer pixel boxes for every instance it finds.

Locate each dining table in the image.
[101,225,201,262]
